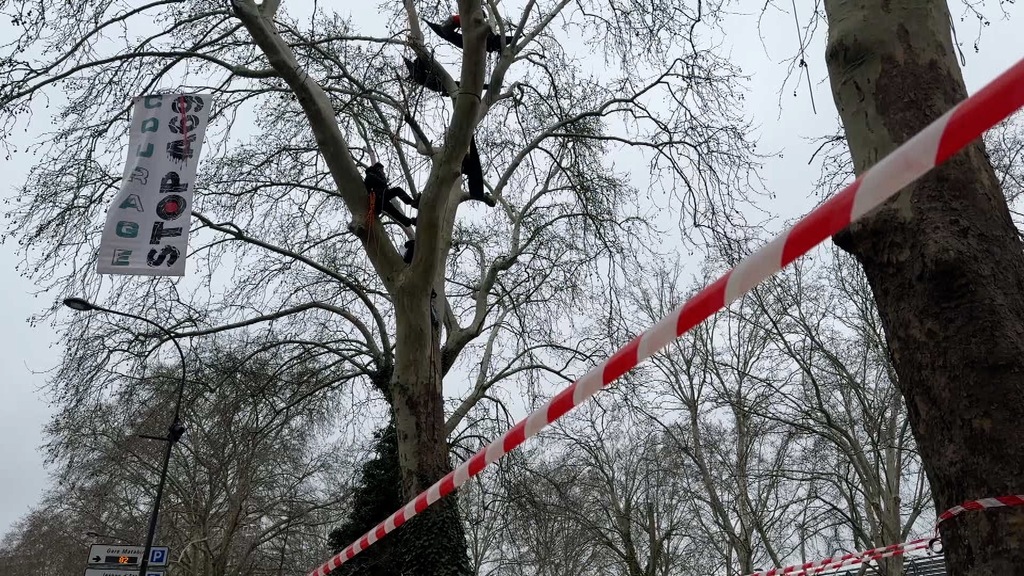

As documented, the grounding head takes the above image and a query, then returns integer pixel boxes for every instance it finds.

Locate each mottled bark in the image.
[390,287,471,576]
[823,1,1024,574]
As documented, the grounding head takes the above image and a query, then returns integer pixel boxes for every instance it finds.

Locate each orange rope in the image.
[365,192,376,246]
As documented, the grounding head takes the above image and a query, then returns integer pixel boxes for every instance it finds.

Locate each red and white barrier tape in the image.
[938,494,1024,523]
[309,58,1024,576]
[747,538,932,576]
[744,494,1024,576]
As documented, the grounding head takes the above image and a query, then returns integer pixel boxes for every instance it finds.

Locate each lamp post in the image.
[63,297,186,576]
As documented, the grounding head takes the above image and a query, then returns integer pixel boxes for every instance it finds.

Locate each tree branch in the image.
[230,0,405,283]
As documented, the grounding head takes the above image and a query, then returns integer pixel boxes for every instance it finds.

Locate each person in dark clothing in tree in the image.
[399,59,498,207]
[364,162,419,228]
[399,20,501,209]
[402,239,415,263]
[461,136,496,207]
[425,13,515,53]
[403,55,489,94]
[403,56,447,94]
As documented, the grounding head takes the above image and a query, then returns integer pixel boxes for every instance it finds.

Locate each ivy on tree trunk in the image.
[328,422,406,576]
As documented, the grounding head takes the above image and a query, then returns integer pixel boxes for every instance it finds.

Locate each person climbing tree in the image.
[403,55,489,94]
[364,162,419,228]
[462,137,496,207]
[425,14,515,53]
[399,55,497,207]
[402,239,415,264]
[403,56,447,94]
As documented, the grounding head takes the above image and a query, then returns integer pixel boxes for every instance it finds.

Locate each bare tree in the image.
[496,460,615,576]
[819,0,1024,571]
[502,402,701,576]
[985,112,1024,227]
[618,262,803,575]
[608,248,932,575]
[21,339,348,576]
[0,498,97,576]
[741,252,931,575]
[0,1,758,571]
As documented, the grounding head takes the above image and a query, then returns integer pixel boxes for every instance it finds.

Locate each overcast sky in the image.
[1,1,1020,539]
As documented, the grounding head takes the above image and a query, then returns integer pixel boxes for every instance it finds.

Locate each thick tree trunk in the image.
[822,1,1024,574]
[390,289,471,576]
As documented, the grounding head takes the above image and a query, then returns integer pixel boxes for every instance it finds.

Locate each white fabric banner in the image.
[97,93,212,276]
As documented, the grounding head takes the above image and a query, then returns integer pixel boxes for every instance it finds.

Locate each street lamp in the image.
[63,297,187,576]
[85,531,132,544]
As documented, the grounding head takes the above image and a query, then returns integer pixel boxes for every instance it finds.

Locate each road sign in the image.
[87,544,169,567]
[84,570,164,576]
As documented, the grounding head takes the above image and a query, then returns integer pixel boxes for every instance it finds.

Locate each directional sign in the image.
[84,570,164,576]
[87,545,169,567]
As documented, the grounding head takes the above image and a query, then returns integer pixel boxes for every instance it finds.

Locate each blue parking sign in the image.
[149,547,168,565]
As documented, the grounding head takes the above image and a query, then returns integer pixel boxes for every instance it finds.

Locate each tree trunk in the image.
[732,403,755,575]
[876,402,905,576]
[390,289,472,576]
[822,1,1024,574]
